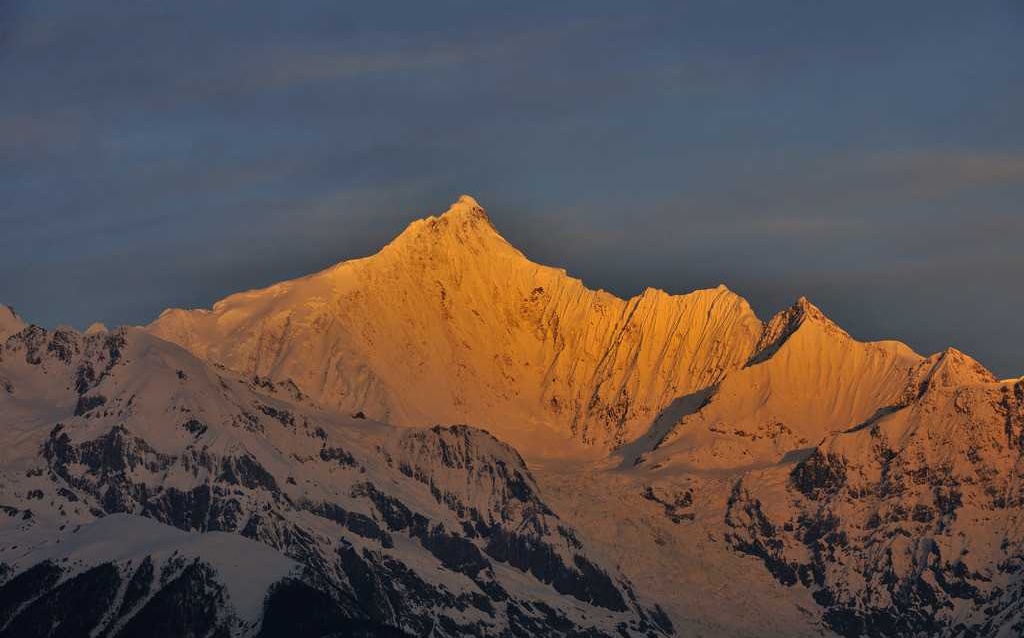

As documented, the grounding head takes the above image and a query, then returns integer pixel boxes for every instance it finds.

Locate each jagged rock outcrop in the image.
[149,195,763,453]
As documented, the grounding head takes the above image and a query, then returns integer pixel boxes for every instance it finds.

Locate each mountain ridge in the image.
[148,195,768,454]
[150,196,997,463]
[0,321,669,637]
[2,194,1022,637]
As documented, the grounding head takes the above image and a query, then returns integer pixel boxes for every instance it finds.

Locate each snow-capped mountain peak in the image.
[4,195,1023,637]
[148,197,763,454]
[445,193,489,221]
[387,194,504,251]
[749,296,848,365]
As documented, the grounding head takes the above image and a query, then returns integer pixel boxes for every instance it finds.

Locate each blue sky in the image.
[1,1,1023,376]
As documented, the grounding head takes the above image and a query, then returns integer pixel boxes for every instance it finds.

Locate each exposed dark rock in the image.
[421,524,491,579]
[0,563,119,638]
[181,419,207,437]
[319,446,358,468]
[259,578,407,638]
[0,561,63,628]
[482,527,627,611]
[641,486,695,523]
[790,451,847,499]
[117,557,155,619]
[306,501,394,548]
[218,455,279,492]
[74,394,107,416]
[116,561,229,638]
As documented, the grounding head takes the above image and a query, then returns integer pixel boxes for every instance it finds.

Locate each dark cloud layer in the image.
[1,1,1022,376]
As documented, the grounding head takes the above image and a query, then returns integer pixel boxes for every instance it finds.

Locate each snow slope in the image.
[149,195,763,454]
[644,297,923,471]
[0,323,670,637]
[3,513,297,624]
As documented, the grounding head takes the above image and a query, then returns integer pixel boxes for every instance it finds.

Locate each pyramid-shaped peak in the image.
[452,194,482,210]
[792,295,824,318]
[363,194,524,274]
[776,296,843,332]
[399,194,493,233]
[439,194,491,224]
[747,296,848,365]
[386,194,507,253]
[902,346,997,402]
[930,347,996,385]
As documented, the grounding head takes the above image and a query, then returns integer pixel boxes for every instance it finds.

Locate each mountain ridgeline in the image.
[149,195,764,455]
[1,195,1021,637]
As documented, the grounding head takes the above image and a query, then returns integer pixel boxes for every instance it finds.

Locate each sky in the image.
[1,1,1022,376]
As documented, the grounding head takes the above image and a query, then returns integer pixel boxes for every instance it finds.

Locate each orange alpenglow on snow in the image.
[149,195,764,457]
[148,195,1004,469]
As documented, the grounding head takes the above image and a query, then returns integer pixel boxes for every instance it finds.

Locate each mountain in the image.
[143,195,1024,636]
[725,349,1024,636]
[641,297,923,471]
[149,196,763,455]
[4,194,1023,637]
[0,323,671,637]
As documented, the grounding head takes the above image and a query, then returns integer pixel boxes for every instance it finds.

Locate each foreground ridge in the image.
[0,323,670,637]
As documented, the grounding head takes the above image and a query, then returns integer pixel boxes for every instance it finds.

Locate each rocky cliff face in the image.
[149,196,762,453]
[0,324,670,637]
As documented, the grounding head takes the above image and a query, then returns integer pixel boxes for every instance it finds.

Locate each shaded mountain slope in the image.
[0,323,670,637]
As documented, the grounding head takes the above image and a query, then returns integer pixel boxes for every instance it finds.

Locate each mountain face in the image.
[0,324,670,637]
[642,297,924,471]
[725,351,1024,637]
[149,196,763,454]
[4,195,1023,637]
